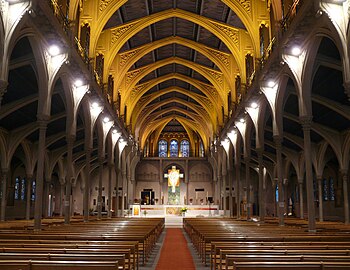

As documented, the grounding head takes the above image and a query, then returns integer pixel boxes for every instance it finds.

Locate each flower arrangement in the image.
[180,207,188,213]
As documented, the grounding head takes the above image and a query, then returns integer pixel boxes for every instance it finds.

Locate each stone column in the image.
[228,169,233,217]
[298,179,304,219]
[43,179,51,218]
[121,172,127,213]
[0,169,8,221]
[235,162,241,219]
[343,81,350,101]
[107,163,113,218]
[317,177,323,222]
[97,157,104,220]
[300,117,316,231]
[284,178,288,215]
[257,149,265,221]
[115,167,120,217]
[0,80,8,109]
[244,157,251,220]
[274,136,284,226]
[59,181,64,216]
[64,136,74,225]
[83,148,91,222]
[34,117,48,230]
[26,175,32,220]
[222,172,227,215]
[217,174,222,209]
[341,170,349,224]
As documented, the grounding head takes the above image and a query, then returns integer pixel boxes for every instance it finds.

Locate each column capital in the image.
[36,114,50,127]
[339,169,349,178]
[297,178,304,184]
[273,135,282,147]
[0,80,8,97]
[26,174,33,180]
[108,163,114,168]
[343,81,350,101]
[299,116,312,128]
[66,134,76,144]
[98,156,105,164]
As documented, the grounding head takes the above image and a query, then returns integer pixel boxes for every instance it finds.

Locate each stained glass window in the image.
[323,178,328,201]
[329,177,335,201]
[14,177,20,200]
[170,139,178,157]
[31,180,36,201]
[275,184,279,202]
[158,140,167,157]
[180,140,190,157]
[21,178,26,200]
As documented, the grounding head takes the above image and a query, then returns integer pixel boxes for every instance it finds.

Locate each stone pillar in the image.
[274,136,284,226]
[341,170,349,224]
[83,148,91,222]
[222,172,227,215]
[107,163,113,218]
[34,117,48,230]
[343,81,350,101]
[115,167,120,217]
[235,162,241,219]
[43,179,51,218]
[228,169,233,217]
[59,181,64,216]
[317,177,323,222]
[298,179,304,219]
[0,80,8,109]
[284,178,288,215]
[217,174,222,209]
[257,149,265,221]
[64,136,74,225]
[0,169,8,221]
[244,157,251,220]
[300,117,316,231]
[121,172,127,212]
[26,175,32,220]
[97,157,104,220]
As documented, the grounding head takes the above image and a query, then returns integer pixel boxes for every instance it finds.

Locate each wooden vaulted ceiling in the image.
[90,0,264,150]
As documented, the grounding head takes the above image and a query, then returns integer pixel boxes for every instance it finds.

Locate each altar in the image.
[131,204,221,217]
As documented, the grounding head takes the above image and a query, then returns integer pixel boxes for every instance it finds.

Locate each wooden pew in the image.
[0,260,120,270]
[225,255,350,270]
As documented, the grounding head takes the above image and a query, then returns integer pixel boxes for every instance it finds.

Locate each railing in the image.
[281,0,304,32]
[48,0,106,97]
[48,0,70,34]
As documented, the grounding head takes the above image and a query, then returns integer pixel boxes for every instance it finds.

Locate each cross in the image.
[164,166,184,193]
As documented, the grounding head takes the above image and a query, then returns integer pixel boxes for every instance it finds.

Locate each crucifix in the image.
[164,166,184,193]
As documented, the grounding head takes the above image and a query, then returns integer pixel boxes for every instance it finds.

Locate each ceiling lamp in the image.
[291,46,302,56]
[48,45,60,56]
[91,102,99,109]
[267,80,275,88]
[74,79,83,87]
[103,116,110,123]
[251,102,258,109]
[239,118,245,123]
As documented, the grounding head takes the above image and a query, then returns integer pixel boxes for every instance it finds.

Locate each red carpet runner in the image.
[156,228,196,270]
